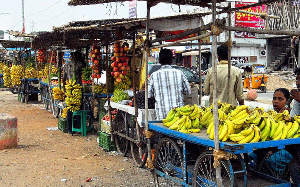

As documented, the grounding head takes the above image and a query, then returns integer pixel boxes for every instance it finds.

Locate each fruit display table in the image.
[148,121,300,187]
[107,101,156,126]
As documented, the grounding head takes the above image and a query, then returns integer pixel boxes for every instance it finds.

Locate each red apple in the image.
[111,72,115,76]
[120,66,126,71]
[114,72,120,77]
[89,52,93,57]
[116,57,120,62]
[119,52,123,57]
[111,56,116,61]
[120,48,124,52]
[94,69,99,74]
[91,65,96,70]
[118,63,122,68]
[113,67,118,72]
[126,57,130,62]
[123,62,128,67]
[97,74,101,78]
[124,46,129,51]
[114,53,119,57]
[120,57,126,62]
[94,60,99,65]
[114,47,119,52]
[122,71,127,75]
[126,66,130,70]
[92,74,96,78]
[91,57,95,62]
[116,78,122,83]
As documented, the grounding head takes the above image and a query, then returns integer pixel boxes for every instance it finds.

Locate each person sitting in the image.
[272,88,291,113]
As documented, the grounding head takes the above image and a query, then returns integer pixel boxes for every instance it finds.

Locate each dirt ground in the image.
[0,90,155,187]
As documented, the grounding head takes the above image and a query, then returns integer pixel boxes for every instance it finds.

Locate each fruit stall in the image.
[68,0,300,186]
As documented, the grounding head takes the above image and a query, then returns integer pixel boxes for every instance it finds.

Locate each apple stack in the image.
[110,41,130,84]
[89,45,102,79]
[37,49,46,63]
[48,50,57,63]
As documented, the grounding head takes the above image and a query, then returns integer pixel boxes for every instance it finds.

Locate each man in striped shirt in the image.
[148,49,191,120]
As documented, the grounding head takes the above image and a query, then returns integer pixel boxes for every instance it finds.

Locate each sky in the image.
[0,0,196,33]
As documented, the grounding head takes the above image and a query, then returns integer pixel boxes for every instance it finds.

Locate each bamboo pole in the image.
[151,32,212,49]
[105,44,113,142]
[58,50,62,90]
[227,3,232,104]
[145,3,153,170]
[212,0,222,186]
[198,38,202,105]
[225,26,300,36]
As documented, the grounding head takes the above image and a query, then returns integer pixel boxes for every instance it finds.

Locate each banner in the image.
[235,2,266,38]
[129,0,137,18]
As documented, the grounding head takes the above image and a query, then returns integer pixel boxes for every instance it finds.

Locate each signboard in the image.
[63,50,71,63]
[0,30,4,39]
[235,2,266,38]
[129,0,137,18]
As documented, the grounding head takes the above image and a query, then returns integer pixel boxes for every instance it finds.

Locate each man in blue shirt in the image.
[148,49,191,120]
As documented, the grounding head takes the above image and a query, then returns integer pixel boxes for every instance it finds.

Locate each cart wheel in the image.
[192,151,234,187]
[256,148,294,183]
[130,124,148,168]
[113,111,129,157]
[153,137,183,185]
[261,86,266,93]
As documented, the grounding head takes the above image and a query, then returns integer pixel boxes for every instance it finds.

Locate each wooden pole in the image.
[212,0,222,186]
[225,26,300,36]
[145,3,152,169]
[58,50,62,90]
[198,38,202,105]
[105,44,113,142]
[227,3,232,105]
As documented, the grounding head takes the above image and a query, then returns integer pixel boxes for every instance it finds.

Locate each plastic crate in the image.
[100,119,111,134]
[98,131,116,151]
[58,117,68,133]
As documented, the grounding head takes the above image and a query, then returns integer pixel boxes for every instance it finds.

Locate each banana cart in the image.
[19,78,40,103]
[148,121,300,187]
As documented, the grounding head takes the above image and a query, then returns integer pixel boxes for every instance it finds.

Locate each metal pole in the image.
[145,3,153,169]
[212,0,222,186]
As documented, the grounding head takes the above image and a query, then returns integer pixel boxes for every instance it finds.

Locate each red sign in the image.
[235,2,266,38]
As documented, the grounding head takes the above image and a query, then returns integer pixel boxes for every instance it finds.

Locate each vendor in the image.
[272,88,291,113]
[148,49,191,120]
[63,50,86,134]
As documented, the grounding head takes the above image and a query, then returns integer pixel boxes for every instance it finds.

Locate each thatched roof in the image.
[0,40,31,49]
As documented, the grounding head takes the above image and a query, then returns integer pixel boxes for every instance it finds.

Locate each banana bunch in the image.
[61,107,68,119]
[207,119,235,141]
[0,62,5,72]
[273,110,291,122]
[228,124,261,144]
[11,65,24,86]
[52,87,65,101]
[3,66,12,87]
[95,84,107,94]
[64,79,82,112]
[228,105,251,128]
[25,67,37,79]
[163,104,202,133]
[51,67,58,74]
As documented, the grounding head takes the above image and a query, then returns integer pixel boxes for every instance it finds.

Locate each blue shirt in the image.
[148,65,191,120]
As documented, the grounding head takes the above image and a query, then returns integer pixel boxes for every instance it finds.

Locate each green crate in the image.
[58,117,68,133]
[98,131,116,151]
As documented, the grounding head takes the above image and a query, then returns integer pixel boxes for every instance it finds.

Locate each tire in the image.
[113,111,129,157]
[256,147,300,184]
[192,151,234,187]
[130,123,148,168]
[153,137,183,186]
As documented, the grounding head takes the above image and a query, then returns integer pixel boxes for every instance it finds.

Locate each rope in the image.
[213,150,237,168]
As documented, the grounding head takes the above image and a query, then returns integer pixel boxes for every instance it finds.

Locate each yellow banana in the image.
[209,125,214,140]
[286,122,293,131]
[250,126,261,143]
[287,120,299,138]
[261,117,271,141]
[273,130,283,140]
[222,131,229,142]
[238,130,255,144]
[188,129,201,133]
[225,120,234,134]
[232,113,249,125]
[231,109,248,120]
[245,110,258,123]
[252,115,262,125]
[240,124,255,136]
[293,133,300,138]
[272,121,284,139]
[179,129,190,133]
[258,118,266,130]
[189,105,199,119]
[207,121,214,135]
[164,116,180,127]
[230,105,249,117]
[201,109,212,122]
[281,124,288,139]
[192,118,200,128]
[269,119,278,138]
[219,123,228,140]
[228,133,245,142]
[169,116,186,130]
